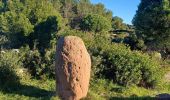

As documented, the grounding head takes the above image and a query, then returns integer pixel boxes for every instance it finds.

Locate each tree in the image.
[0,0,62,49]
[112,16,127,30]
[32,16,60,54]
[60,0,75,18]
[0,11,33,48]
[133,0,170,52]
[76,0,92,17]
[50,0,62,11]
[93,3,113,21]
[80,14,112,32]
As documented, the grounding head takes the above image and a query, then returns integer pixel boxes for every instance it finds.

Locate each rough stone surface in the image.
[55,36,91,100]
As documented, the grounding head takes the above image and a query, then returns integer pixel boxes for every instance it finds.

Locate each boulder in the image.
[55,36,91,100]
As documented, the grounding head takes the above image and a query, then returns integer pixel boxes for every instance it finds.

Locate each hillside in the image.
[0,0,170,100]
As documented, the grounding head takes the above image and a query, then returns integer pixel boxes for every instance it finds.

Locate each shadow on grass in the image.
[0,84,55,99]
[110,96,155,100]
[110,94,170,100]
[156,93,170,100]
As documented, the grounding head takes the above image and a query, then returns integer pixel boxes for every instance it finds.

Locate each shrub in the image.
[80,14,112,32]
[148,51,162,61]
[91,43,163,88]
[21,46,55,78]
[22,49,42,77]
[0,51,21,89]
[123,34,147,50]
[42,48,56,78]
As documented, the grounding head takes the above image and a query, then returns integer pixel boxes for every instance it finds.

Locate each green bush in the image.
[0,51,21,89]
[91,43,163,88]
[80,14,112,32]
[22,49,42,77]
[21,46,55,78]
[123,34,147,50]
[42,48,56,78]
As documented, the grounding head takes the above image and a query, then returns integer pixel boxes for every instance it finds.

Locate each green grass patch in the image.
[1,78,170,100]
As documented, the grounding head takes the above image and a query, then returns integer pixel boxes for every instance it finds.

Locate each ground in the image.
[1,77,170,100]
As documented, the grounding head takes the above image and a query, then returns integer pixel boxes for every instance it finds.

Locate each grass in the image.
[0,78,59,100]
[85,79,170,100]
[1,77,170,100]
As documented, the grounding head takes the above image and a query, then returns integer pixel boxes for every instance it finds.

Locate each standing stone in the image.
[55,36,91,100]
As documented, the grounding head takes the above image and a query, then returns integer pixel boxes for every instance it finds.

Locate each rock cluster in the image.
[55,36,91,100]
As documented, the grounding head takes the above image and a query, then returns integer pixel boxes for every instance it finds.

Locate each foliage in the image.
[76,0,92,16]
[62,0,113,29]
[0,51,21,89]
[133,0,170,51]
[80,14,112,32]
[92,3,113,21]
[31,16,60,51]
[0,0,62,49]
[0,34,8,49]
[124,33,147,50]
[0,11,33,48]
[91,43,163,88]
[22,49,42,78]
[21,46,55,79]
[112,16,128,30]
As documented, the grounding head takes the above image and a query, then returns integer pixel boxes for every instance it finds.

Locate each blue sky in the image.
[90,0,141,24]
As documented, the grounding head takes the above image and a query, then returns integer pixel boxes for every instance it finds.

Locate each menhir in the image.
[55,36,91,100]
